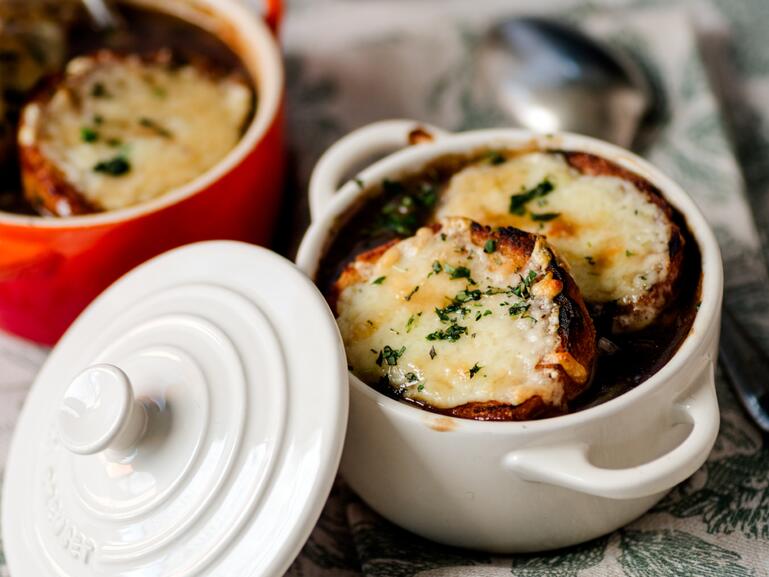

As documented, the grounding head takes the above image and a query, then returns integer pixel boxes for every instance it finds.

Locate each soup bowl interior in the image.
[295,120,723,552]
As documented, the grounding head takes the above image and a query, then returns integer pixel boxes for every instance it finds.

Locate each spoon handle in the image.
[719,306,769,432]
[81,0,121,30]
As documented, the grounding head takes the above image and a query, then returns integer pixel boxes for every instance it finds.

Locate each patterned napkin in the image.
[2,1,769,576]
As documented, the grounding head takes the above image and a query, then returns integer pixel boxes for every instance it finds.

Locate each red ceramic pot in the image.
[0,0,285,345]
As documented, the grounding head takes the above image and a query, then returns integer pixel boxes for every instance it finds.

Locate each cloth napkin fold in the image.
[281,2,769,576]
[2,1,769,576]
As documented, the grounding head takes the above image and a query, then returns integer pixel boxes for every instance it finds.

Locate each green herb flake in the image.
[469,363,482,379]
[511,270,538,299]
[440,233,447,241]
[509,179,554,215]
[508,302,531,317]
[372,276,386,285]
[80,127,99,143]
[435,301,469,322]
[626,250,634,257]
[93,155,131,176]
[455,289,481,303]
[91,82,110,98]
[376,345,406,367]
[474,309,493,321]
[405,372,419,383]
[484,239,497,253]
[405,285,420,301]
[530,212,561,222]
[443,263,473,281]
[432,261,443,274]
[485,150,506,165]
[405,313,421,333]
[429,346,437,359]
[426,323,468,342]
[354,177,364,189]
[417,383,425,392]
[139,117,173,138]
[584,255,596,266]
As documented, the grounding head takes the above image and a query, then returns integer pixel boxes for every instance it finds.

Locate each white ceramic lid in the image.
[1,241,349,577]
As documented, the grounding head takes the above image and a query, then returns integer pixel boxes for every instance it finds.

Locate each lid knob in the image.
[58,364,148,456]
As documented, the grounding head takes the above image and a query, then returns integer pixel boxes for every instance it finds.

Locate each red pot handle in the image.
[262,0,283,34]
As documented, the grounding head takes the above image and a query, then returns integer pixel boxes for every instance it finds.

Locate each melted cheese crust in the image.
[19,54,252,210]
[336,218,575,409]
[435,153,672,315]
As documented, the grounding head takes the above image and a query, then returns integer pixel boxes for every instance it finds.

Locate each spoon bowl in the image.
[480,16,650,148]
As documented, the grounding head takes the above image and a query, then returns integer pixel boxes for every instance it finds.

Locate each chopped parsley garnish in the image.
[372,276,386,285]
[511,270,538,298]
[440,233,447,241]
[376,345,405,367]
[432,260,443,274]
[354,177,364,189]
[455,289,481,303]
[374,179,439,237]
[91,82,110,98]
[80,127,99,143]
[139,117,173,138]
[405,313,421,332]
[417,383,425,392]
[485,150,506,165]
[435,301,468,322]
[510,179,554,215]
[443,263,473,281]
[475,309,492,321]
[484,239,497,253]
[93,114,104,125]
[426,323,468,342]
[419,183,438,206]
[626,250,634,257]
[405,285,420,301]
[469,363,482,379]
[584,256,596,266]
[93,155,131,176]
[530,212,561,222]
[508,302,530,317]
[405,372,419,383]
[429,346,437,359]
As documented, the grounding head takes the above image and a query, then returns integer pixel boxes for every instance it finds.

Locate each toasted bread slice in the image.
[18,50,253,215]
[435,151,685,332]
[333,217,597,421]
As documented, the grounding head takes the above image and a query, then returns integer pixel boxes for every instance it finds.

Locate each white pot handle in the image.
[309,119,450,222]
[503,360,719,500]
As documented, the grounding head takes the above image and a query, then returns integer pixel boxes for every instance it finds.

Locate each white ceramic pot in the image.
[296,119,724,553]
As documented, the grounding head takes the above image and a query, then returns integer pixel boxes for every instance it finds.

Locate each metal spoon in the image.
[480,17,652,148]
[480,16,769,432]
[81,0,122,30]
